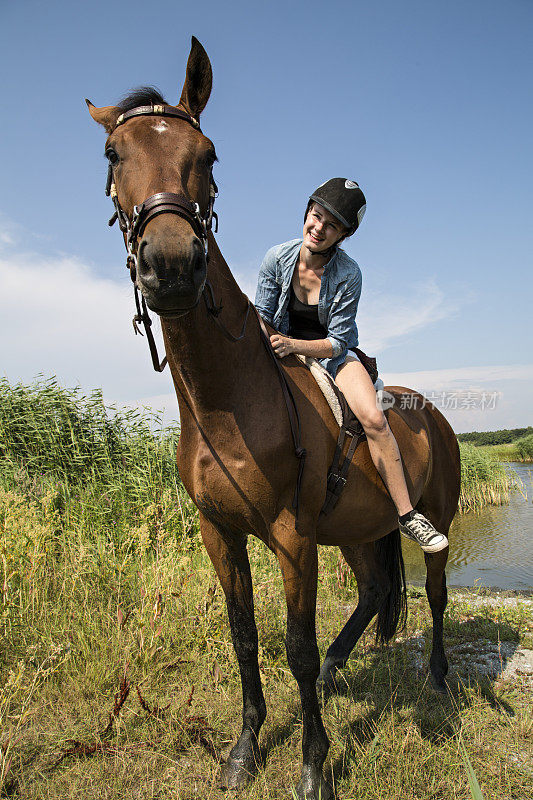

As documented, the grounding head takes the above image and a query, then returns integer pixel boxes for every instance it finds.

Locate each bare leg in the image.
[200,515,266,788]
[335,357,413,515]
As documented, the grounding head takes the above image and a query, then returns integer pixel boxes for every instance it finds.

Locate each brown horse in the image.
[87,37,460,800]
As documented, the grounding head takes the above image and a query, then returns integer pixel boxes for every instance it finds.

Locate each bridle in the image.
[107,105,218,268]
[102,102,306,518]
[104,102,248,371]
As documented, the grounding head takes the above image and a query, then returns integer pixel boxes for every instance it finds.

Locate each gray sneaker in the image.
[399,511,449,553]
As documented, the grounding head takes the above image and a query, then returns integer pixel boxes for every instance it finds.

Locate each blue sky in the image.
[1,0,531,431]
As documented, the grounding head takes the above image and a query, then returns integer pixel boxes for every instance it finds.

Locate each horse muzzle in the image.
[135,234,207,316]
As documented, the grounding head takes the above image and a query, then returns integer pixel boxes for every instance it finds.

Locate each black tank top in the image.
[288,285,327,340]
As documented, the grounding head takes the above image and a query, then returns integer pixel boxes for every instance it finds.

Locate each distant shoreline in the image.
[407,584,533,597]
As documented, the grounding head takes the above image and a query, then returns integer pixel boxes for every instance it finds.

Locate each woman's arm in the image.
[326,270,362,358]
[270,334,333,359]
[255,246,281,325]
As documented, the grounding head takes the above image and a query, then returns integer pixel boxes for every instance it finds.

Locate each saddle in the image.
[296,350,380,515]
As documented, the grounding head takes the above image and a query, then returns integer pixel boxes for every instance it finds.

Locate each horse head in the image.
[87,37,215,317]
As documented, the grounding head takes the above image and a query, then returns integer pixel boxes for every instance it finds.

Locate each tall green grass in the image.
[0,379,519,529]
[515,433,533,462]
[0,377,195,544]
[458,442,512,512]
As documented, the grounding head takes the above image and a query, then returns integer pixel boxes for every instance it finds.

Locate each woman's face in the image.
[303,202,346,254]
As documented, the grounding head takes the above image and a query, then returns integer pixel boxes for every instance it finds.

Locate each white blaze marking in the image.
[152,121,169,133]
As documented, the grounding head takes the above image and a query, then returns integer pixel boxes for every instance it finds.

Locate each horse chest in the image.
[177,430,273,515]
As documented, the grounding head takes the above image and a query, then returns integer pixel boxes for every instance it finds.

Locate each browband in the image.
[113,104,201,132]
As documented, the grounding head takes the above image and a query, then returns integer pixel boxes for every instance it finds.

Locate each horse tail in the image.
[375,529,407,644]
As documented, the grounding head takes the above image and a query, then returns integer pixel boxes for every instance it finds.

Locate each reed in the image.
[457,442,513,512]
[0,377,196,546]
[515,433,533,462]
[0,377,520,536]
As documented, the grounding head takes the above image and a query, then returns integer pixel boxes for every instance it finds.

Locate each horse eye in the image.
[105,148,119,166]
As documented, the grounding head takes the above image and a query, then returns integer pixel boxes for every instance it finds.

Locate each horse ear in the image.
[178,36,212,119]
[86,99,121,134]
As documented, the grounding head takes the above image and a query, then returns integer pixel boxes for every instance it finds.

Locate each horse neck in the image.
[161,232,263,413]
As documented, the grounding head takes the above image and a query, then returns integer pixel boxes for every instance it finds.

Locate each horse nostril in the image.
[137,239,151,275]
[192,240,207,273]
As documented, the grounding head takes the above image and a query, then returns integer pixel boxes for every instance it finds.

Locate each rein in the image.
[103,102,306,518]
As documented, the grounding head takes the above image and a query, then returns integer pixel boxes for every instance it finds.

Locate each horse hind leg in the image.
[199,515,266,789]
[318,534,405,692]
[424,546,449,693]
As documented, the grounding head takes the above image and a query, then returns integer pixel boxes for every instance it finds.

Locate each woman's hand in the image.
[270,334,294,358]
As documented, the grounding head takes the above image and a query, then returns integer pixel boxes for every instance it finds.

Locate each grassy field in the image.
[1,499,531,799]
[476,436,533,464]
[1,379,531,798]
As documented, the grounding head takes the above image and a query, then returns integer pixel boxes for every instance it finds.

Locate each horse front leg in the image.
[199,515,266,789]
[272,520,334,800]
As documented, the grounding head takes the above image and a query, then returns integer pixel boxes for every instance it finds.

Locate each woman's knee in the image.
[360,408,388,436]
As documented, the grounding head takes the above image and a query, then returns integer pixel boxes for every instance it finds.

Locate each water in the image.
[402,462,533,590]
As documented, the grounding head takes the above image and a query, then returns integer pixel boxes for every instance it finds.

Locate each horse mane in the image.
[117,87,167,112]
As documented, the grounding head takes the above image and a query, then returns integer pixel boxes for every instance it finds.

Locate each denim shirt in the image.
[255,238,362,377]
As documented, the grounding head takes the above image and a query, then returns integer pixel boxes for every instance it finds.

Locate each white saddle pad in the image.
[295,354,384,428]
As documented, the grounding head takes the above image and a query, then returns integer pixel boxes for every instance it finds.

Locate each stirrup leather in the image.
[321,418,366,516]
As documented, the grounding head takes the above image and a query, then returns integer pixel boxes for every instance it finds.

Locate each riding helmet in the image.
[307,178,366,234]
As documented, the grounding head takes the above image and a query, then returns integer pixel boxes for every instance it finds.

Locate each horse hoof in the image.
[295,773,335,800]
[218,756,256,790]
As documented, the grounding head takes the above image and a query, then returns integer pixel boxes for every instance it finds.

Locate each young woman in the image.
[255,178,448,553]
